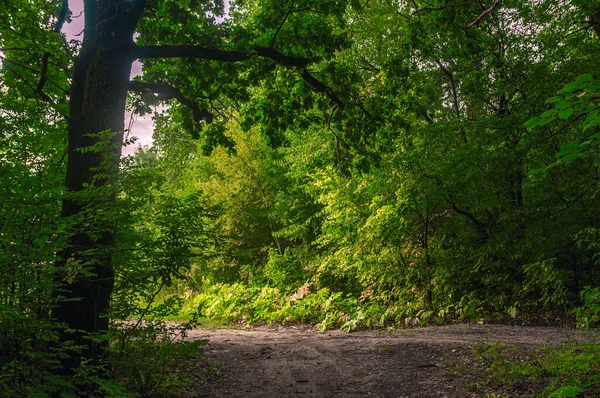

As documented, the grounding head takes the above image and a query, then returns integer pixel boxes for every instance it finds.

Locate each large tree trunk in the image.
[53,0,145,376]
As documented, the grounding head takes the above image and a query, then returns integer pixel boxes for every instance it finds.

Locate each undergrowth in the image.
[173,281,505,331]
[463,339,600,397]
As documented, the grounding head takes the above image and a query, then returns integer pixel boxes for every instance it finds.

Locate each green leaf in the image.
[524,117,541,128]
[549,385,584,398]
[556,143,580,163]
[575,73,594,83]
[554,100,571,110]
[541,109,555,118]
[545,96,562,104]
[527,167,547,176]
[560,81,583,93]
[558,108,574,120]
[584,111,599,126]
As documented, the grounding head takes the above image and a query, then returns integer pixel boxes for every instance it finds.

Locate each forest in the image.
[1,0,600,396]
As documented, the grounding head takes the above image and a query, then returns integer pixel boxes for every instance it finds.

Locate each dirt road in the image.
[185,324,592,397]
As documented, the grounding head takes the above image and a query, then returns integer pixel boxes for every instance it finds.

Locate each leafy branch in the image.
[128,80,213,123]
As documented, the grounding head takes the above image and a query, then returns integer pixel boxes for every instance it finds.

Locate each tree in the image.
[48,0,350,376]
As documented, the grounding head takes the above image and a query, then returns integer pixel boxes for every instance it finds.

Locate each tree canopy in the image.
[1,0,600,396]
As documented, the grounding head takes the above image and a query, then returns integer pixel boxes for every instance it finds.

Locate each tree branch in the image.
[271,5,294,48]
[269,6,322,48]
[3,62,53,104]
[134,45,252,62]
[1,55,69,95]
[435,59,467,143]
[36,52,52,99]
[134,44,343,108]
[134,44,315,68]
[36,0,70,103]
[434,60,460,119]
[54,0,70,33]
[128,81,213,123]
[252,46,314,68]
[448,200,489,242]
[299,69,344,110]
[466,0,501,28]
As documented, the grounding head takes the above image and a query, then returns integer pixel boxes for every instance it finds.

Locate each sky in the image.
[65,0,156,156]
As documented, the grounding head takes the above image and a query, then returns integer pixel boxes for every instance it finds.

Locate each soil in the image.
[182,324,596,398]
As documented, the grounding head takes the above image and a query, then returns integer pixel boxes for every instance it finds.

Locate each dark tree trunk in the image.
[590,7,600,39]
[53,0,145,375]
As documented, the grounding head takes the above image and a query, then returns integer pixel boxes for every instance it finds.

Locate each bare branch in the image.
[466,0,501,28]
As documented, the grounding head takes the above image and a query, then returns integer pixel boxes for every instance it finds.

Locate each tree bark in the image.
[53,0,145,376]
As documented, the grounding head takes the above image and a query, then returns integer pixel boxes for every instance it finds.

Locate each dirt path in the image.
[185,325,594,397]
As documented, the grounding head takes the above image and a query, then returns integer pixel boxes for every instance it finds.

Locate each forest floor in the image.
[179,324,596,397]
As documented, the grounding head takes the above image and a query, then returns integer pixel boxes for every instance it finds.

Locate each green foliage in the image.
[526,74,600,170]
[472,341,600,397]
[574,286,600,329]
[107,322,208,397]
[4,0,600,394]
[137,0,600,334]
[182,282,368,330]
[0,2,72,392]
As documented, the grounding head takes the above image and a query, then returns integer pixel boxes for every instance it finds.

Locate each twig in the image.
[35,0,70,99]
[466,0,501,28]
[0,55,69,94]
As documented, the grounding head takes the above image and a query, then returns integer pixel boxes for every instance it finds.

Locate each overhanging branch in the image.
[134,44,341,108]
[128,81,213,123]
[134,45,315,68]
[134,45,252,62]
[299,69,344,110]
